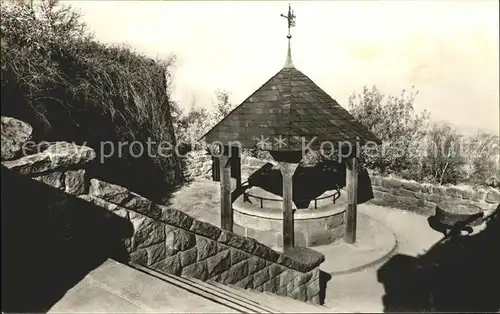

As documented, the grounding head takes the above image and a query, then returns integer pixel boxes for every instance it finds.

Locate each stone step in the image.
[230,286,313,313]
[227,284,335,313]
[260,291,334,313]
[49,259,238,313]
[130,263,269,313]
[184,277,276,313]
[206,280,281,313]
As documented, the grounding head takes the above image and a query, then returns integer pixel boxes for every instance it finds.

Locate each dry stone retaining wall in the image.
[1,117,324,304]
[370,175,499,215]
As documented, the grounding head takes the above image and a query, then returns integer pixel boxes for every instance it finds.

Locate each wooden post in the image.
[212,156,220,182]
[219,154,232,232]
[344,157,359,244]
[230,146,241,188]
[278,162,298,249]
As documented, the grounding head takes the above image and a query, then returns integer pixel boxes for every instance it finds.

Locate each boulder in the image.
[2,141,95,175]
[1,116,33,161]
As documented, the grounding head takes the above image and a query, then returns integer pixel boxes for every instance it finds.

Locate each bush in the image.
[420,123,467,185]
[348,85,430,180]
[1,0,181,200]
[462,130,500,187]
[174,89,236,150]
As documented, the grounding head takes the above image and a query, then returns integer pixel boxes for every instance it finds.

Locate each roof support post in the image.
[219,153,232,232]
[278,162,299,249]
[230,146,241,189]
[344,156,359,244]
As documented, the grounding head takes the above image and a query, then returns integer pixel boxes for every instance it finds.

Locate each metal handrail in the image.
[242,184,342,209]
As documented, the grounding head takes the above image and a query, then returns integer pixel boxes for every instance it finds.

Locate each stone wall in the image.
[185,150,500,215]
[1,117,324,304]
[183,150,275,180]
[370,175,500,215]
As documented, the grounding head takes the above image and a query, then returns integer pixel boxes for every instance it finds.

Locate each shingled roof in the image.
[203,43,381,152]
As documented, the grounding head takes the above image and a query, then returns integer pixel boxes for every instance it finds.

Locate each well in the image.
[233,187,347,248]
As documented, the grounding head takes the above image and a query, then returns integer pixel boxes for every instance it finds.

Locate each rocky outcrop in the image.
[1,116,33,161]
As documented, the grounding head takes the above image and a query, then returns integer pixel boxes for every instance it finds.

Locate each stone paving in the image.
[322,204,443,312]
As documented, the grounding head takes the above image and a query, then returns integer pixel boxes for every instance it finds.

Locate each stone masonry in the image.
[1,117,325,304]
[369,175,499,215]
[185,150,500,215]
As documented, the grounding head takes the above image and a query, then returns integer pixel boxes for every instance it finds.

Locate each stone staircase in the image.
[49,259,335,313]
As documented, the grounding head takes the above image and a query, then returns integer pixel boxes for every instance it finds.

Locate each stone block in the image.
[415,192,426,199]
[190,219,221,240]
[446,187,463,198]
[153,254,182,276]
[2,142,95,175]
[373,190,385,200]
[130,248,148,265]
[371,175,383,186]
[383,193,398,202]
[165,227,196,255]
[426,194,442,203]
[326,214,344,229]
[65,169,85,195]
[33,172,64,189]
[247,256,268,275]
[245,230,280,260]
[196,236,220,261]
[381,178,403,189]
[485,189,500,204]
[206,250,232,278]
[433,186,447,196]
[280,247,325,272]
[221,259,248,284]
[130,216,165,249]
[421,184,433,194]
[403,181,421,192]
[1,116,33,161]
[180,247,198,267]
[373,185,391,192]
[471,190,487,202]
[146,243,166,266]
[158,205,194,230]
[89,179,129,204]
[396,188,416,198]
[398,196,419,206]
[306,230,336,247]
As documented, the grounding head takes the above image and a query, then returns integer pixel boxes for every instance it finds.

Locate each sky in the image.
[66,0,499,135]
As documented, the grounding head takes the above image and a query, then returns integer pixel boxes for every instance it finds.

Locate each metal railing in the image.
[241,181,342,209]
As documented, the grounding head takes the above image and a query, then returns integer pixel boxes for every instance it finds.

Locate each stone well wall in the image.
[369,175,500,215]
[232,196,345,248]
[1,116,325,304]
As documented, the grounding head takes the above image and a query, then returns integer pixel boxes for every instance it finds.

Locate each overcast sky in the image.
[66,1,499,135]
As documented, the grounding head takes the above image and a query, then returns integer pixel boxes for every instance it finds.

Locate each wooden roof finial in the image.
[280,3,296,68]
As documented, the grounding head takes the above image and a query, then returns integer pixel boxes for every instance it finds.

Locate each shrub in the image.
[420,122,467,185]
[462,130,500,187]
[1,0,181,200]
[348,85,430,180]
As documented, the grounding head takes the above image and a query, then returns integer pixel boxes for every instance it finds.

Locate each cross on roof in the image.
[280,3,296,39]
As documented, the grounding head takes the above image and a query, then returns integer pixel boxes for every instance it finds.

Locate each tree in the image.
[348,85,430,180]
[173,89,236,151]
